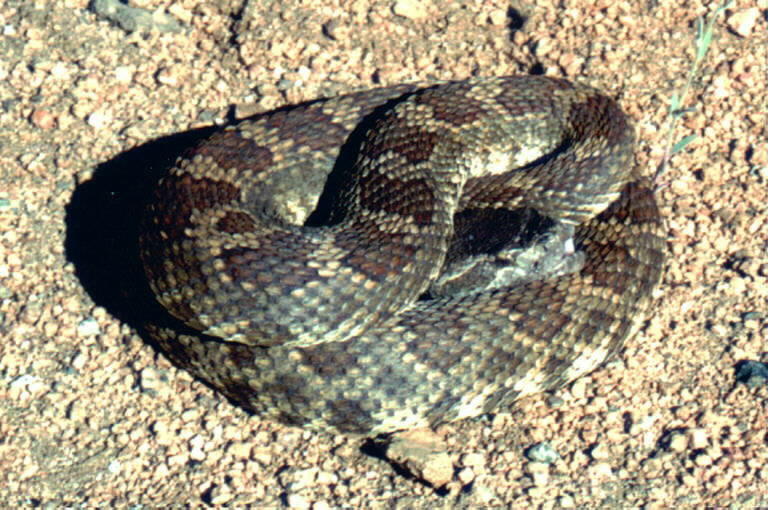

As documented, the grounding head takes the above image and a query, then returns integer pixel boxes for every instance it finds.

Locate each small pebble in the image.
[488,9,507,26]
[86,111,110,129]
[460,452,486,468]
[666,432,688,453]
[30,109,56,129]
[589,444,611,461]
[77,318,101,336]
[392,0,429,20]
[727,8,760,37]
[688,428,708,449]
[694,453,712,467]
[286,493,310,509]
[526,442,560,464]
[457,467,475,484]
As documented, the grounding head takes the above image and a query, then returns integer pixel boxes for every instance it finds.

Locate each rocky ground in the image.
[0,0,766,507]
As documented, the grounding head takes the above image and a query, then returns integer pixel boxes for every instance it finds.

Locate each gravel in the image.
[1,0,766,507]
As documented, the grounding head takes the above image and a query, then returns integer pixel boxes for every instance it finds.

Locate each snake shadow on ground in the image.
[65,124,218,367]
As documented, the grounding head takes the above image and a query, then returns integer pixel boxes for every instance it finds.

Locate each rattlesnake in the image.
[140,76,665,434]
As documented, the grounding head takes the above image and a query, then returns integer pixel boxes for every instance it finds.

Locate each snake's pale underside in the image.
[140,76,665,434]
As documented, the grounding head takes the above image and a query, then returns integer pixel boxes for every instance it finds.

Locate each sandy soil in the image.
[1,0,766,507]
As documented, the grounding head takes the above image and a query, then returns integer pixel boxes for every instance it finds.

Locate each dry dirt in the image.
[1,0,767,507]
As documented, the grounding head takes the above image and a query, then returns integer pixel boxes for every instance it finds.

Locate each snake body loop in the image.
[140,76,665,434]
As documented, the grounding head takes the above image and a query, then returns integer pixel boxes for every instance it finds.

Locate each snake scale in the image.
[140,76,665,435]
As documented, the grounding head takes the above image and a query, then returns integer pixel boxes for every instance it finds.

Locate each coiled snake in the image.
[140,76,665,434]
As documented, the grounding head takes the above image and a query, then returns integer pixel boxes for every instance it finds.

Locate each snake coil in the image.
[140,76,664,434]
